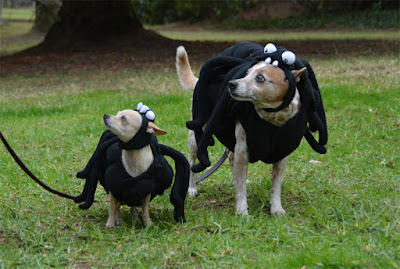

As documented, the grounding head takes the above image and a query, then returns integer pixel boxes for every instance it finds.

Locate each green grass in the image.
[148,26,399,42]
[228,9,400,30]
[0,17,44,56]
[1,53,399,267]
[1,7,35,21]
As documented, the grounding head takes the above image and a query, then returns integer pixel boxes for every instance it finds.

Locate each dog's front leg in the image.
[270,156,288,216]
[106,193,121,228]
[142,194,152,227]
[233,122,249,216]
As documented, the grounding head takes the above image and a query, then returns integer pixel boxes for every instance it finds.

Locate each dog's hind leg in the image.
[130,207,141,224]
[106,193,121,228]
[228,150,251,185]
[270,156,288,216]
[233,122,249,216]
[188,129,198,197]
[142,194,152,227]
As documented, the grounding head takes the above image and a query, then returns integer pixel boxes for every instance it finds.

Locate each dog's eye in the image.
[256,74,265,83]
[121,115,126,121]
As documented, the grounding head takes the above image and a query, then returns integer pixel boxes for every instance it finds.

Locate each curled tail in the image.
[159,144,190,223]
[176,46,198,91]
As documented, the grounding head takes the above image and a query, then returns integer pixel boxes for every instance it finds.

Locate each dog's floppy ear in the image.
[291,67,307,82]
[147,122,167,136]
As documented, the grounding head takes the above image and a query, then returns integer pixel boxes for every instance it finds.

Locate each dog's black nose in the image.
[103,114,110,120]
[228,81,237,91]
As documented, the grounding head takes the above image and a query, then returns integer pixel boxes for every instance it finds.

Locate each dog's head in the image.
[228,62,306,109]
[103,109,166,143]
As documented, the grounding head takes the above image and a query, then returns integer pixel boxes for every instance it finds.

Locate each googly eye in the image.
[145,110,155,121]
[272,60,279,67]
[139,105,149,114]
[264,57,271,64]
[136,102,143,111]
[264,43,277,54]
[282,51,296,65]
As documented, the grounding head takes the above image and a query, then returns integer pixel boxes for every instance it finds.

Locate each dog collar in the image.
[119,114,152,150]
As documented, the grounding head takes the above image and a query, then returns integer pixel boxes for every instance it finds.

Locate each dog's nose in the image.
[228,81,237,91]
[103,114,110,120]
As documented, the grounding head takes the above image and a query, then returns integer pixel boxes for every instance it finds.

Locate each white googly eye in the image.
[272,60,279,67]
[145,110,155,121]
[264,43,277,54]
[282,51,296,65]
[137,102,143,111]
[264,57,271,64]
[139,105,149,114]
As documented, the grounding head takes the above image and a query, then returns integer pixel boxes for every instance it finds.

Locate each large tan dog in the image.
[176,46,306,216]
[103,109,166,227]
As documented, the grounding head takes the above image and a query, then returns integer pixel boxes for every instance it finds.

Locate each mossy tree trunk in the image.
[34,0,61,33]
[37,0,167,52]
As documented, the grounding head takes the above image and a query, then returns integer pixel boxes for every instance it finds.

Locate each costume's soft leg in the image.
[142,194,152,227]
[270,156,288,215]
[233,122,249,215]
[106,193,120,228]
[188,130,198,197]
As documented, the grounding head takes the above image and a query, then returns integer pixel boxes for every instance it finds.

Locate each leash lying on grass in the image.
[0,130,75,200]
[1,128,226,202]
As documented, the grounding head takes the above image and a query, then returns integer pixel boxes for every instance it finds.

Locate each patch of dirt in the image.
[0,33,398,76]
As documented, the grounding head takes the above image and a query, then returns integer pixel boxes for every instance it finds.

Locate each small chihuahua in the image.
[103,109,167,227]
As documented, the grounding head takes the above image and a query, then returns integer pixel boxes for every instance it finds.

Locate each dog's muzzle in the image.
[228,81,238,92]
[228,81,240,98]
[103,114,111,127]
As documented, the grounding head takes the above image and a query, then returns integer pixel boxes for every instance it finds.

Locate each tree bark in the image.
[34,0,61,32]
[37,0,168,52]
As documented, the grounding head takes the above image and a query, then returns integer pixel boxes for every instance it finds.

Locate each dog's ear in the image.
[291,67,307,82]
[147,122,167,136]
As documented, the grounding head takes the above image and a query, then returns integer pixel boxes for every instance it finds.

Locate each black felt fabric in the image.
[187,42,328,173]
[75,130,189,223]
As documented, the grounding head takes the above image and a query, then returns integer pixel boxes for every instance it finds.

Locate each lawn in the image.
[1,13,399,268]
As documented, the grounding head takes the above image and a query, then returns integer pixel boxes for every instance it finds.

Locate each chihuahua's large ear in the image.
[147,122,167,136]
[291,67,307,82]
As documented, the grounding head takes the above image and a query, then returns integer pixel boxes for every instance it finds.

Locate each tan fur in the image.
[176,46,198,91]
[176,46,306,216]
[103,109,166,227]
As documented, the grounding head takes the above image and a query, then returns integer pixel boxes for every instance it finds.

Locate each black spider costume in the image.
[74,111,190,223]
[187,42,328,173]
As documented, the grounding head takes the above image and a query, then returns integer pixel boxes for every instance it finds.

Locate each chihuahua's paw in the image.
[188,187,198,198]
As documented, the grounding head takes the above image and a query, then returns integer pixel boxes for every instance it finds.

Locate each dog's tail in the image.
[159,144,190,223]
[176,46,198,91]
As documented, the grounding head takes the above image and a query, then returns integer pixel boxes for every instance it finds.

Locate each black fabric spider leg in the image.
[159,144,190,223]
[75,134,119,209]
[76,130,115,179]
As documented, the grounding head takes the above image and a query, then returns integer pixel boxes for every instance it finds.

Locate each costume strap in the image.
[119,114,152,150]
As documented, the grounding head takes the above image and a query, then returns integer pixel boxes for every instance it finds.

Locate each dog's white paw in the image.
[143,219,153,227]
[188,187,198,198]
[236,201,249,216]
[270,206,286,216]
[105,218,119,228]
